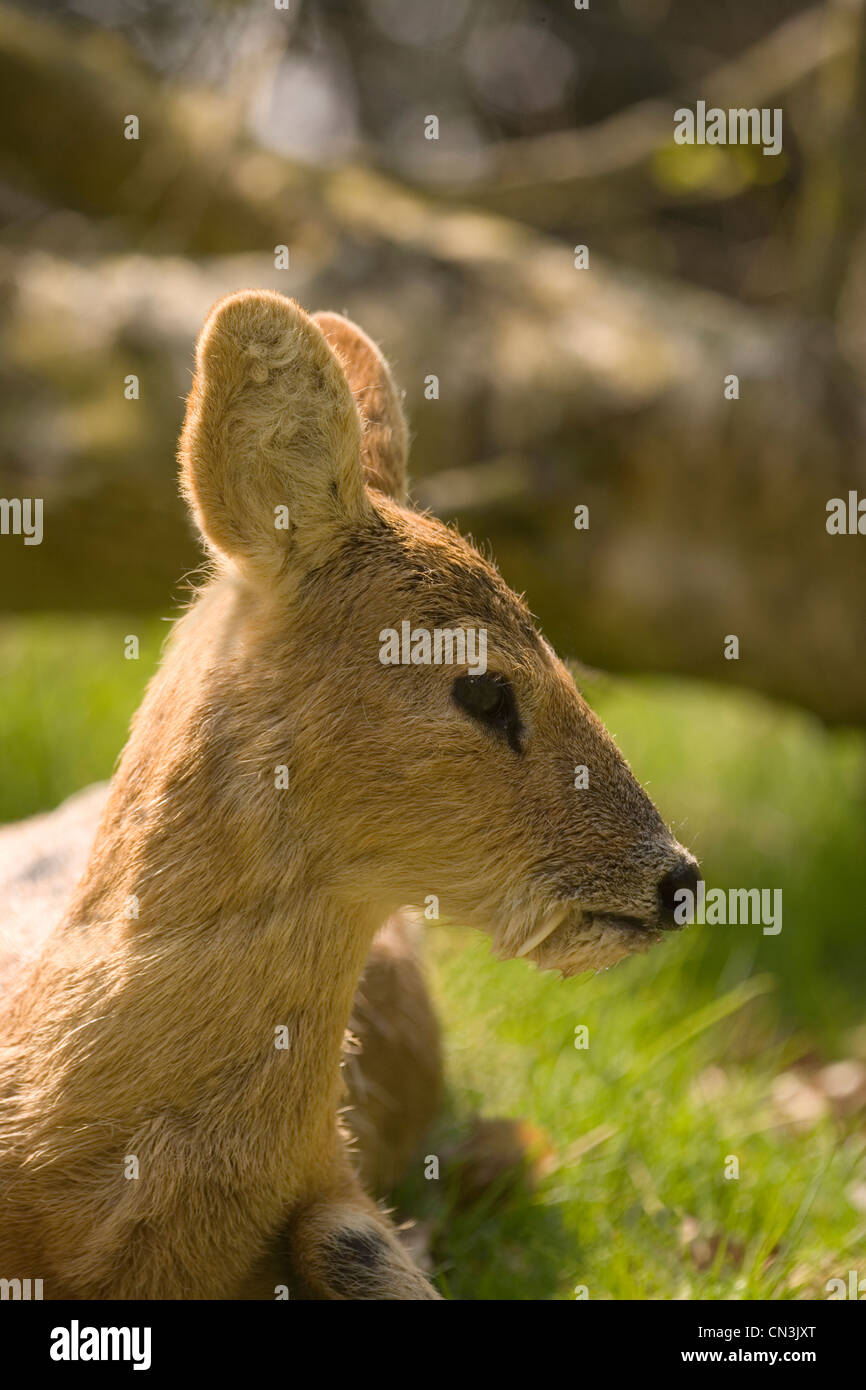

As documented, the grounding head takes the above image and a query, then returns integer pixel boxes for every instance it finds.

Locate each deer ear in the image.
[179,291,369,576]
[313,312,408,503]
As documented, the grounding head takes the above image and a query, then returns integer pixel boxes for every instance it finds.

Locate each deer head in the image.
[178,290,698,978]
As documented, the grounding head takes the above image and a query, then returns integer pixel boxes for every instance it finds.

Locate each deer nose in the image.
[657,858,700,930]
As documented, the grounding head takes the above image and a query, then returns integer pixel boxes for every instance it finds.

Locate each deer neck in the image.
[42,770,381,1185]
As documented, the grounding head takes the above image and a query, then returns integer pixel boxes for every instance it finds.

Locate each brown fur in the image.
[0,786,442,1242]
[0,292,695,1299]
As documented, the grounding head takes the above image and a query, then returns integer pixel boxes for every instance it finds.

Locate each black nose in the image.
[657,859,700,930]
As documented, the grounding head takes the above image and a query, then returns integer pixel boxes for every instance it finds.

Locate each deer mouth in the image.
[517,906,662,977]
[515,906,572,958]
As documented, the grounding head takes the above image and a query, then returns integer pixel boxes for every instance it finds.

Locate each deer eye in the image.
[452,674,523,752]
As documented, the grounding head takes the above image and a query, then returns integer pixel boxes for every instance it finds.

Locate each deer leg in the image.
[287,1173,440,1300]
[343,910,442,1194]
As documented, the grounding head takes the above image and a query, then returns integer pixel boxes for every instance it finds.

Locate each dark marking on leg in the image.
[323,1225,391,1298]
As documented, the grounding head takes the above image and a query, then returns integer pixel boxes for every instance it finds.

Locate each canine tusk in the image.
[515,907,569,958]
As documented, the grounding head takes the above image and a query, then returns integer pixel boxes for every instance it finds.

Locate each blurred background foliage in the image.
[1,0,865,1298]
[1,0,865,715]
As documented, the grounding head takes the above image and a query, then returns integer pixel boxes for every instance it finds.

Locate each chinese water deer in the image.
[0,291,697,1299]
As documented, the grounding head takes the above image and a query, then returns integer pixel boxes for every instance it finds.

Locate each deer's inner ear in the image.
[179,291,369,580]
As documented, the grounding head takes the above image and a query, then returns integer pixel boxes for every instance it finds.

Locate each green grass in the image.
[0,614,169,821]
[2,615,865,1300]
